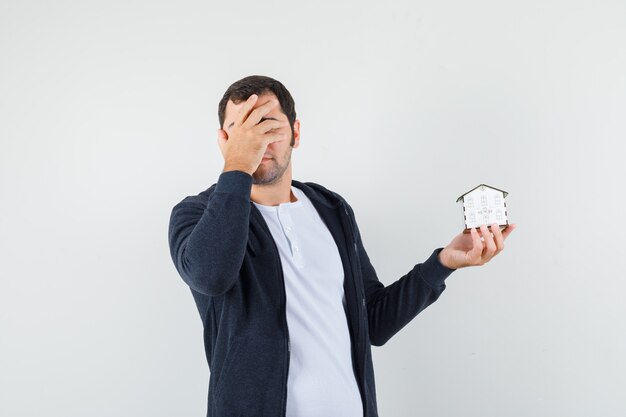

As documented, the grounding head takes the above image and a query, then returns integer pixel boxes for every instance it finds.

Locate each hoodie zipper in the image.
[342,204,368,416]
[271,240,290,417]
[279,259,290,417]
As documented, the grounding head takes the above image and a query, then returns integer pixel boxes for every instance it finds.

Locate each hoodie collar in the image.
[290,179,345,208]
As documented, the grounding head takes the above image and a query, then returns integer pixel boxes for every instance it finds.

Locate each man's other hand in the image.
[438,223,516,269]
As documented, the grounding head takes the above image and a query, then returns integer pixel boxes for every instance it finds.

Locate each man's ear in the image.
[292,120,301,149]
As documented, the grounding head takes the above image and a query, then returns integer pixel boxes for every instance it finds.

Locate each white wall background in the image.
[1,0,625,416]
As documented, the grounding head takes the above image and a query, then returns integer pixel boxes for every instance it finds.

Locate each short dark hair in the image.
[218,75,297,146]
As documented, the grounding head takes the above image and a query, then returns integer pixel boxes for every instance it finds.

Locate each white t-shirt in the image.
[253,185,363,417]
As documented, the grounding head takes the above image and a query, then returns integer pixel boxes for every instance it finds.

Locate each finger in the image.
[467,227,484,264]
[481,224,497,259]
[491,223,504,252]
[216,128,228,140]
[254,119,290,134]
[263,131,289,145]
[242,98,279,129]
[234,94,259,127]
[502,223,516,240]
[216,128,228,152]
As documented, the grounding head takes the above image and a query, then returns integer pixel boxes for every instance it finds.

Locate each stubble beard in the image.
[252,146,293,186]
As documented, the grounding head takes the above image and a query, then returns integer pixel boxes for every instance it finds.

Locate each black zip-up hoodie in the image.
[168,170,456,417]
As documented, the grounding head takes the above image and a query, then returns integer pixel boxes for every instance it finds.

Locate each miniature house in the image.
[456,184,509,232]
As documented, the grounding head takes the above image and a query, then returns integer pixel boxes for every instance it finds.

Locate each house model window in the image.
[456,184,509,233]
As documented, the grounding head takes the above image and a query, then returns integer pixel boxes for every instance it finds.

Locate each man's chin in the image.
[252,159,290,185]
[252,168,279,185]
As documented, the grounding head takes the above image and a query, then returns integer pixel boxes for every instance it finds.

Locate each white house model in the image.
[456,184,509,232]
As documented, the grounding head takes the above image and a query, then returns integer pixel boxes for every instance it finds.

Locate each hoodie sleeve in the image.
[168,170,253,297]
[344,201,456,346]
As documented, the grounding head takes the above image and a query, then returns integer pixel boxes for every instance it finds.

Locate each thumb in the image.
[217,129,228,154]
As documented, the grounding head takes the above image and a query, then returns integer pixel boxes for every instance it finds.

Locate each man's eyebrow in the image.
[227,117,279,129]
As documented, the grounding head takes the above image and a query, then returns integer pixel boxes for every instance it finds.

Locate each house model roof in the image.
[456,184,509,203]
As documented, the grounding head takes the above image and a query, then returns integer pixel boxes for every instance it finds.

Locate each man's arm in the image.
[168,170,252,296]
[344,202,456,346]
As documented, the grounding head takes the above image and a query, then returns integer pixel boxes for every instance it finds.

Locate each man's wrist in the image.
[438,248,456,270]
[223,163,253,175]
[214,169,253,197]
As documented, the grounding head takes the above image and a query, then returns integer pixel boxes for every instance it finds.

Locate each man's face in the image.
[222,92,300,185]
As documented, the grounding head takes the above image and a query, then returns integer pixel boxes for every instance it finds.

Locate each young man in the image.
[168,75,516,417]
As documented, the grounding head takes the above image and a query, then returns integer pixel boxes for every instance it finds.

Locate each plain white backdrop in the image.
[1,1,625,416]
